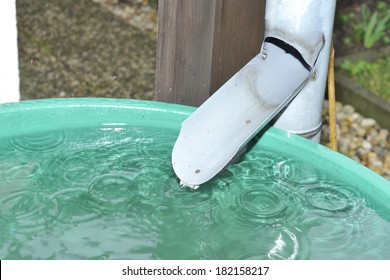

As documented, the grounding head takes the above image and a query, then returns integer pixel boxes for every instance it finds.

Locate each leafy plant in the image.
[339,1,390,49]
[340,56,390,101]
[363,9,390,48]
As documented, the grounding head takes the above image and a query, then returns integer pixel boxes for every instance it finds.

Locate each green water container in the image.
[0,98,389,260]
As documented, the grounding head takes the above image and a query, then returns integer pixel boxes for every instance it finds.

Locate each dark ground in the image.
[16,0,156,100]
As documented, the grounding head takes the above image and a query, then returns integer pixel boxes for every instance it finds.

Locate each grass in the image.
[340,55,390,101]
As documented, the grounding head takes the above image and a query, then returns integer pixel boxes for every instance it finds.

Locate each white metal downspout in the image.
[271,0,337,142]
[172,0,337,188]
[0,0,20,104]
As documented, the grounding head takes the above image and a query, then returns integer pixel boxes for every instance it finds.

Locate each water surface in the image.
[0,125,389,259]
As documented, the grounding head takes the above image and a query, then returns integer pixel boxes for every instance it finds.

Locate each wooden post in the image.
[155,0,265,106]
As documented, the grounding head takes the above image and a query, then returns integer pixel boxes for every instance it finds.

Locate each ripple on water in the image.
[164,181,215,211]
[1,124,390,259]
[6,130,67,154]
[266,227,309,260]
[131,129,176,157]
[88,127,165,159]
[0,158,41,184]
[70,127,174,181]
[213,226,310,260]
[293,182,377,258]
[137,177,218,237]
[239,188,286,218]
[88,174,138,205]
[1,189,45,219]
[298,182,358,215]
[304,186,352,212]
[102,152,144,176]
[0,188,59,235]
[55,193,103,224]
[47,152,95,187]
[273,159,321,185]
[212,179,289,229]
[301,215,357,259]
[231,150,284,180]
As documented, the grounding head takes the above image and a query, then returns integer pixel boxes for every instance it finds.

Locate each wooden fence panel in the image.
[155,0,265,106]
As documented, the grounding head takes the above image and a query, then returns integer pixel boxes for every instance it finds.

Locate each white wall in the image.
[0,0,20,103]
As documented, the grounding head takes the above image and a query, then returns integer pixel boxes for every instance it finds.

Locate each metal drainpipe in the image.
[171,0,337,188]
[0,0,20,104]
[269,0,337,142]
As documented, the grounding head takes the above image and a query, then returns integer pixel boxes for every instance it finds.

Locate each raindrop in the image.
[261,52,268,60]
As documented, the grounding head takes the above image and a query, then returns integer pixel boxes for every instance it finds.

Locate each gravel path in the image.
[16,0,389,180]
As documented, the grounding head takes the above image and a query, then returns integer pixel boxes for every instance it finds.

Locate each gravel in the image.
[16,0,156,100]
[92,0,158,33]
[321,100,390,180]
[16,0,390,180]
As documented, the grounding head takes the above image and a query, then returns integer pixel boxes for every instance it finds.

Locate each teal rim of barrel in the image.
[1,97,389,200]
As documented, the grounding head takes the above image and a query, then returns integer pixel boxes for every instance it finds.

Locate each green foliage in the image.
[340,56,390,101]
[363,9,390,48]
[338,1,390,49]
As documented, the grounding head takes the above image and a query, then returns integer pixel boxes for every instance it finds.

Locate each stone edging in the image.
[334,46,390,130]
